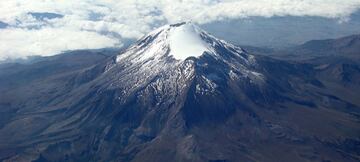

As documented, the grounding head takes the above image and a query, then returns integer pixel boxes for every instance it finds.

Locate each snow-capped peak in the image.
[110,22,264,93]
[168,22,210,60]
[116,22,249,64]
[116,22,214,63]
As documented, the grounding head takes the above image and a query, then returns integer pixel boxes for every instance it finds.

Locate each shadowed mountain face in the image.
[245,34,360,61]
[297,34,360,57]
[0,23,359,162]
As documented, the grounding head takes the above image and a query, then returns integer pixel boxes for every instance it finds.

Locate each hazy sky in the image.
[1,0,360,60]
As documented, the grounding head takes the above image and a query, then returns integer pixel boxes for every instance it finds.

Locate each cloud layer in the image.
[1,0,360,60]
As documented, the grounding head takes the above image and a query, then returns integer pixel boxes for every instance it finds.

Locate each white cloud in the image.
[0,0,360,60]
[0,27,120,60]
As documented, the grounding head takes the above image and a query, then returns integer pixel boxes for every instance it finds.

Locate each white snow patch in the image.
[168,23,210,60]
[196,75,218,95]
[229,70,238,80]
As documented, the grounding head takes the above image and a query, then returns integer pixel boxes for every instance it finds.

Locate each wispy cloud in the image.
[0,0,360,60]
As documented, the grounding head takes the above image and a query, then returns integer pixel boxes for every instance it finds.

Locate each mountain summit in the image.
[115,22,255,63]
[128,22,212,60]
[117,22,240,61]
[1,23,359,162]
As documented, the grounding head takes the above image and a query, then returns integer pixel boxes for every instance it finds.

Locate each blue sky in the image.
[1,0,360,60]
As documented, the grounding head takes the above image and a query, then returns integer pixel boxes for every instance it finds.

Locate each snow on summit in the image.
[115,21,253,66]
[116,22,214,63]
[168,22,210,60]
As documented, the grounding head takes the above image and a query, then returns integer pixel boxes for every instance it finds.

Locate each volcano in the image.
[0,22,359,162]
